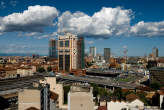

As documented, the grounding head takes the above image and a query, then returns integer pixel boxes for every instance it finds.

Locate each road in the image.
[57,74,138,89]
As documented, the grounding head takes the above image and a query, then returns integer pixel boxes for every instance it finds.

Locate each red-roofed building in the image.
[98,106,107,110]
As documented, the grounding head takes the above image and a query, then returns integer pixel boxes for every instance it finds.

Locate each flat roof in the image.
[149,67,164,71]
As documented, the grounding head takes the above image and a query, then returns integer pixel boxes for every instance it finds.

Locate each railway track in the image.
[0,75,45,92]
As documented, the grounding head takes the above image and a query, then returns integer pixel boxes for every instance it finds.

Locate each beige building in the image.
[44,76,64,109]
[58,33,84,72]
[3,68,17,79]
[68,85,94,110]
[17,67,33,77]
[18,83,50,110]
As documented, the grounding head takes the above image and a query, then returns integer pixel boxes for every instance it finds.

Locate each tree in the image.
[150,82,161,90]
[37,67,45,73]
[137,92,149,106]
[47,66,52,72]
[91,84,99,97]
[113,88,123,100]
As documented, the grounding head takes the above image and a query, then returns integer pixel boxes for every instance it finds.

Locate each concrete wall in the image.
[107,101,127,110]
[18,89,40,110]
[128,99,144,109]
[45,77,64,108]
[17,69,33,77]
[68,92,94,110]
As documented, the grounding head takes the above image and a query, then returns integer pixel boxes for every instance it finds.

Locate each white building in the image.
[107,99,144,110]
[159,90,164,109]
[90,46,96,57]
[17,67,33,77]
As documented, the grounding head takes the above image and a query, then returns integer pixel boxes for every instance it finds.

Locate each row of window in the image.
[59,50,70,53]
[59,40,69,47]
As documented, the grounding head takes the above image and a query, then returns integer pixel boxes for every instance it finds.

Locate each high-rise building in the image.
[77,37,85,69]
[58,33,85,72]
[49,39,58,58]
[152,47,159,58]
[89,47,96,57]
[104,48,111,63]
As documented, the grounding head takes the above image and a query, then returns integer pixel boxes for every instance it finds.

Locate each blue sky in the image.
[0,0,164,56]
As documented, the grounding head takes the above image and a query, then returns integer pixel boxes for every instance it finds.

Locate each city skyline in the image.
[0,0,164,56]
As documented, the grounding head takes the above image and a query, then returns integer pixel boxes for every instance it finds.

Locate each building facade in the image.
[58,33,85,72]
[104,48,111,63]
[107,99,144,110]
[44,76,64,109]
[149,67,164,86]
[49,39,58,58]
[18,83,50,110]
[90,47,96,57]
[68,85,94,110]
[152,47,159,58]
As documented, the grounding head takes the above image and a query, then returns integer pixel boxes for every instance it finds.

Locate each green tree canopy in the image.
[37,67,46,73]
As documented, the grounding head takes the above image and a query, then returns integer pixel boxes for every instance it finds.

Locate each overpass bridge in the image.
[57,75,138,89]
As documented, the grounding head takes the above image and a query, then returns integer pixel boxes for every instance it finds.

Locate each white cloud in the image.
[86,40,95,44]
[130,21,164,37]
[37,32,58,39]
[0,5,58,33]
[58,7,132,38]
[123,45,127,49]
[1,5,164,38]
[37,34,49,39]
[24,32,40,37]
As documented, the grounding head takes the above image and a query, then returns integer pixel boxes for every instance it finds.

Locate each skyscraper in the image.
[49,39,58,58]
[89,47,96,57]
[152,47,159,58]
[58,33,85,72]
[104,48,111,63]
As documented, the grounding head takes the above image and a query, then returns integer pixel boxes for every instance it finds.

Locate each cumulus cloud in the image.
[130,21,164,37]
[0,5,58,33]
[58,7,132,38]
[1,5,164,38]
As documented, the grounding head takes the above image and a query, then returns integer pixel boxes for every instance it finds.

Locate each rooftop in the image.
[149,67,164,71]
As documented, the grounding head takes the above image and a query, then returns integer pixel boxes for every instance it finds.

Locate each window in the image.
[65,40,69,47]
[60,41,63,47]
[65,49,70,53]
